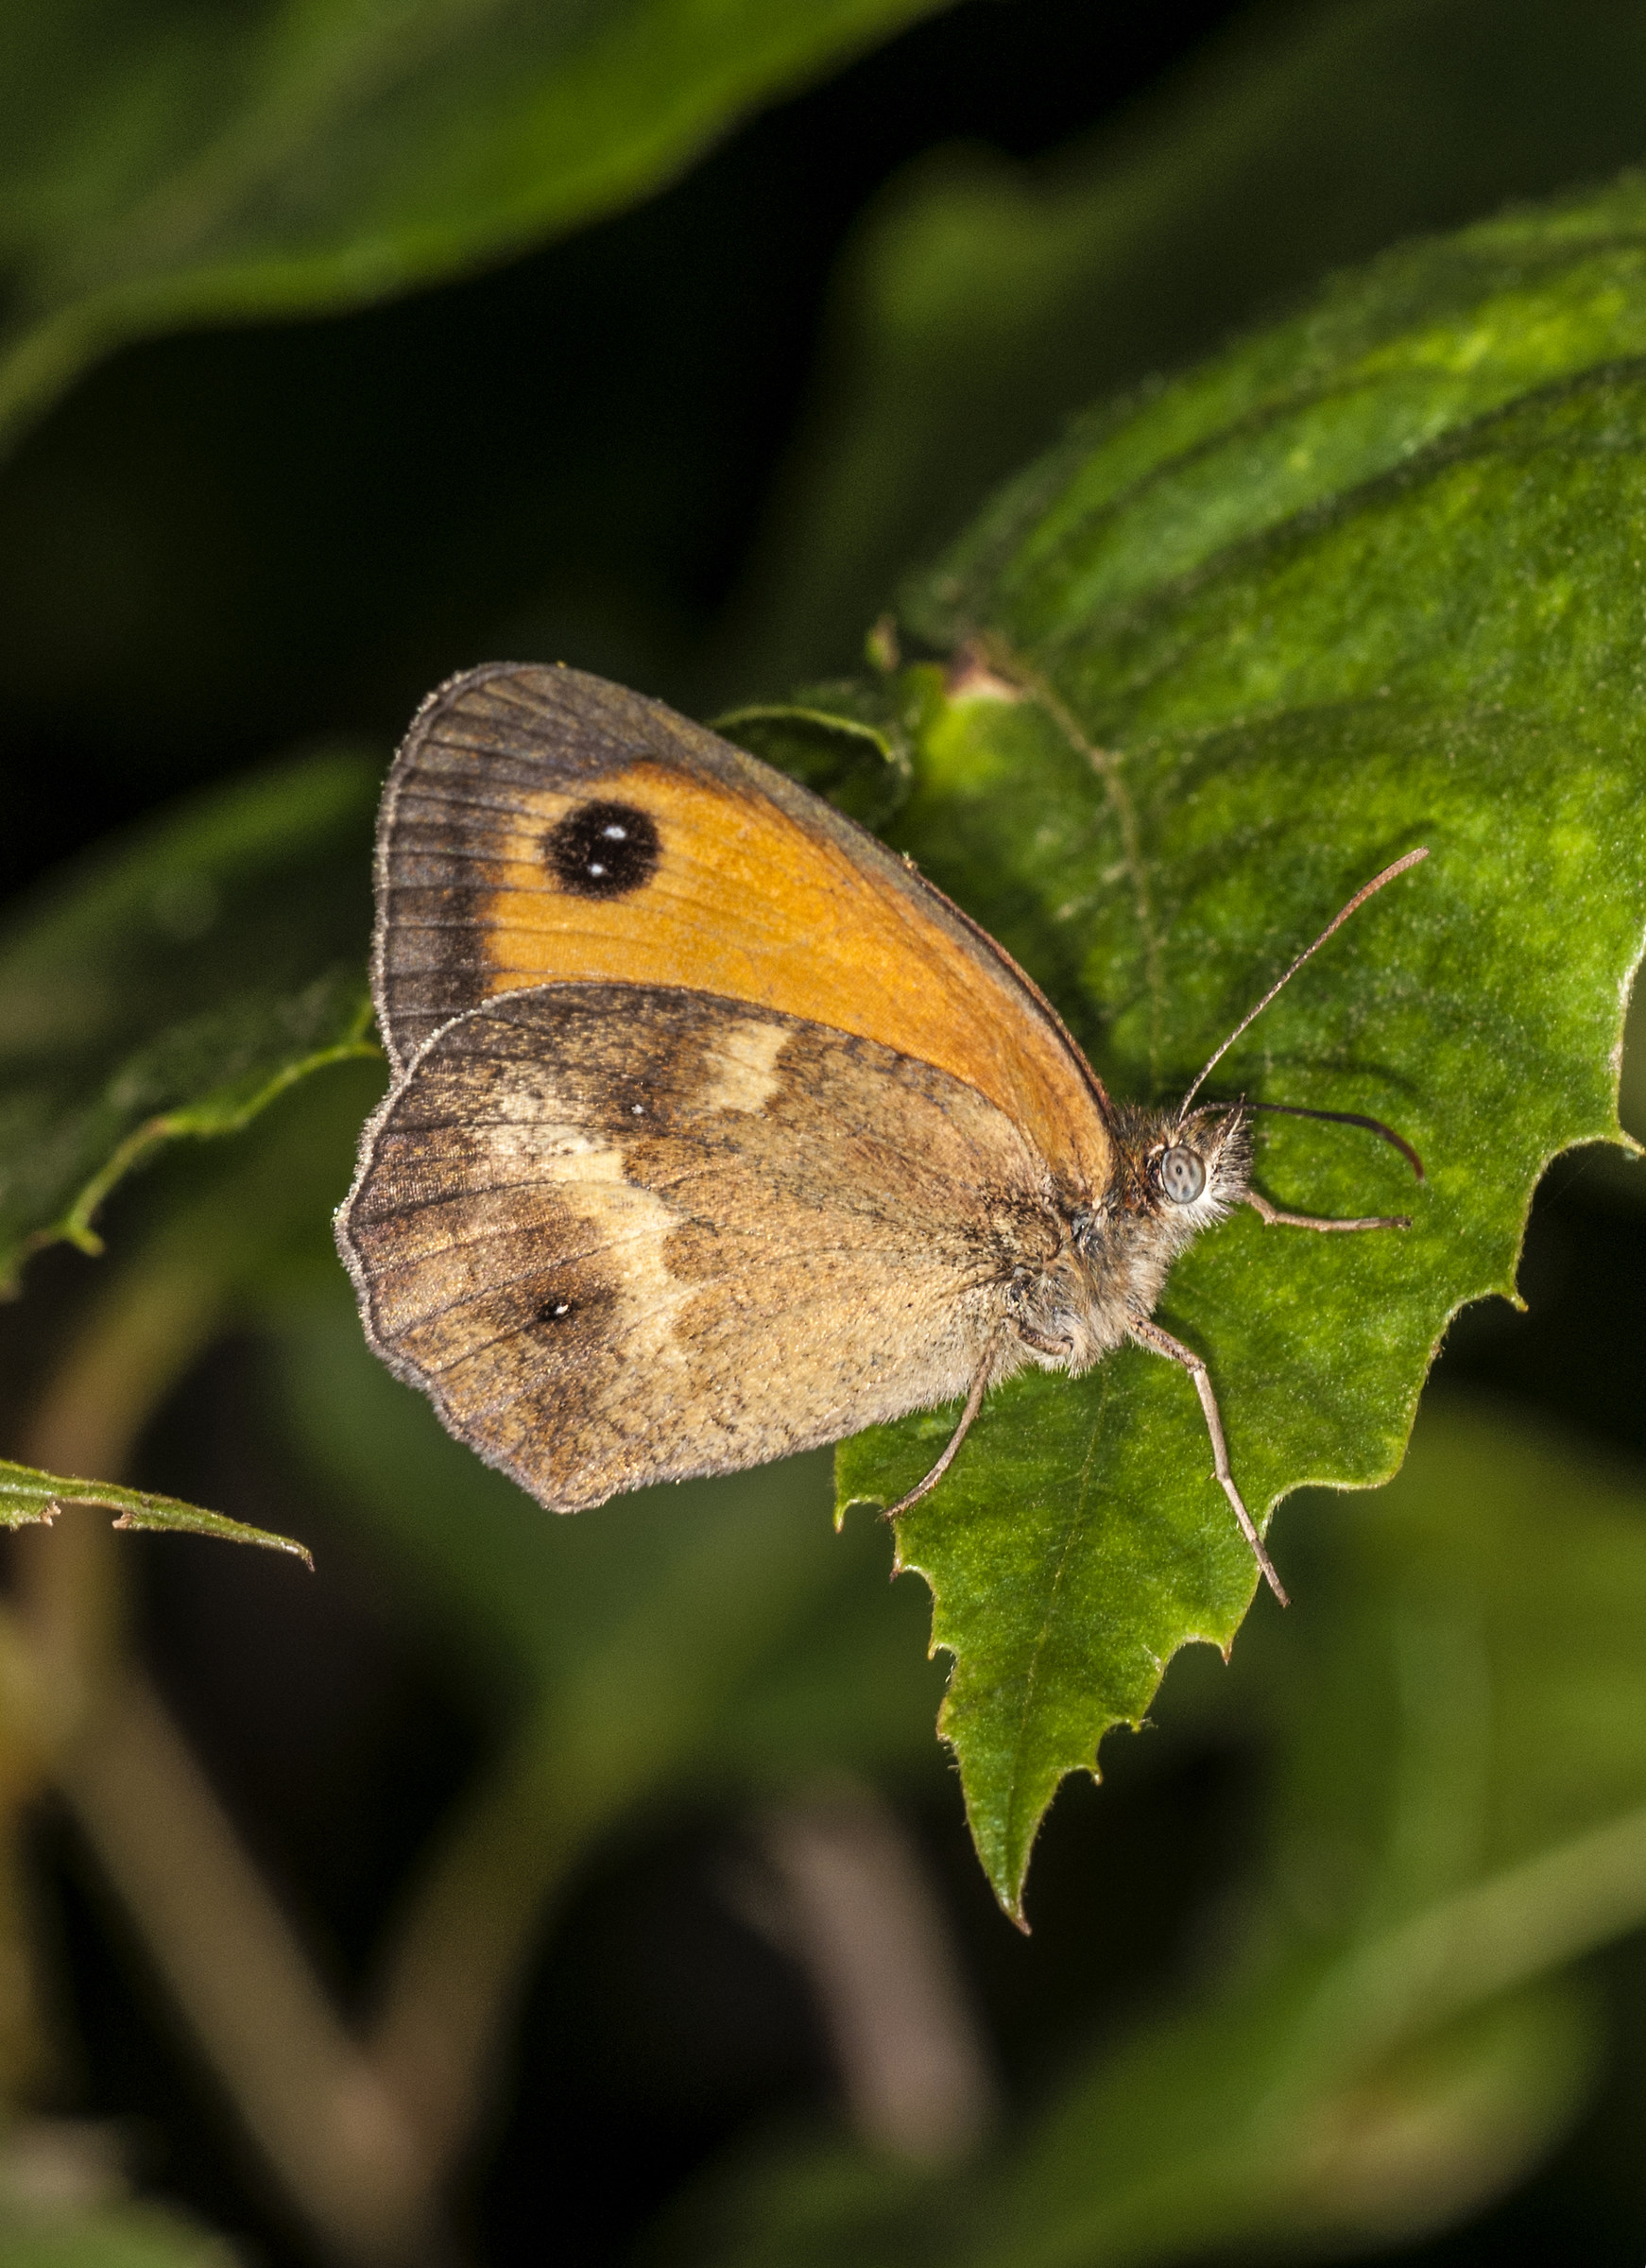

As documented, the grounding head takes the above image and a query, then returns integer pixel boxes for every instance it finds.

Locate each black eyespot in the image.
[544,799,660,898]
[534,1294,576,1326]
[1157,1146,1207,1206]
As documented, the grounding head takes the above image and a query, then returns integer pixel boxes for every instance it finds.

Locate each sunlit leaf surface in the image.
[738,0,1646,686]
[838,178,1646,1912]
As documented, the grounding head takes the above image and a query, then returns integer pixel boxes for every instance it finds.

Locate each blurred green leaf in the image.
[0,2180,241,2268]
[0,2109,257,2260]
[0,2204,240,2267]
[0,747,382,1287]
[0,0,953,459]
[833,174,1646,1913]
[734,0,1646,686]
[677,1402,1646,2266]
[268,1287,945,2176]
[975,1402,1646,2265]
[0,1458,312,1568]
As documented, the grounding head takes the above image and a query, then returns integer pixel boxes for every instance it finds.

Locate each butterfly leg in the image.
[880,1332,1002,1522]
[1127,1316,1290,1606]
[1245,1190,1412,1234]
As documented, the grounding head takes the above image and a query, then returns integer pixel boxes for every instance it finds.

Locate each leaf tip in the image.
[990,1852,1035,1933]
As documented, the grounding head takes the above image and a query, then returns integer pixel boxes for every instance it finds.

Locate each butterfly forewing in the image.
[371,662,1113,1194]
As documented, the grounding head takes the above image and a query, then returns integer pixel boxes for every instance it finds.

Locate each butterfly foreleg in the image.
[1127,1315,1289,1606]
[879,1328,1003,1523]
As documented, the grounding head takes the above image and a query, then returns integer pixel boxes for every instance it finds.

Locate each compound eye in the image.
[1157,1145,1207,1205]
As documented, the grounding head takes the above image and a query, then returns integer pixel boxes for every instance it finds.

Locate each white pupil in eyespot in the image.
[1159,1146,1206,1204]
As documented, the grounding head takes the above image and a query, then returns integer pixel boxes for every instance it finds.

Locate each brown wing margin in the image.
[369,662,1116,1195]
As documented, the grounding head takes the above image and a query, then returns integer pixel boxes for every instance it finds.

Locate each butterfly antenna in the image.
[1179,849,1428,1117]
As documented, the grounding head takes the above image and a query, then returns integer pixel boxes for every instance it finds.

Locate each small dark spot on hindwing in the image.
[544,799,660,898]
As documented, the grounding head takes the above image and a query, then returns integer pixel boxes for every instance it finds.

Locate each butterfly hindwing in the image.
[338,984,1064,1508]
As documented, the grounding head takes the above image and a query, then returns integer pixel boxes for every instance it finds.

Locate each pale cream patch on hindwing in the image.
[484,1090,693,1373]
[695,1017,789,1116]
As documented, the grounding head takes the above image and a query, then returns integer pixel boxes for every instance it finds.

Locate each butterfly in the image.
[335,662,1425,1604]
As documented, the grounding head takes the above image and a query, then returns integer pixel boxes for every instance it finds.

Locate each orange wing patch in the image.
[374,663,1113,1196]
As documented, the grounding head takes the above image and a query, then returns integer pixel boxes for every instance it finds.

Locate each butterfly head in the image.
[1141,1100,1252,1233]
[1070,1101,1252,1328]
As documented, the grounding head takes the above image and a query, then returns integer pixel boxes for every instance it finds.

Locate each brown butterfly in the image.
[336,663,1425,1604]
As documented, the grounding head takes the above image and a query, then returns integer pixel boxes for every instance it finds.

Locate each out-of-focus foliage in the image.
[0,751,379,1285]
[676,1402,1646,2265]
[273,1292,946,1796]
[0,0,954,457]
[0,2185,240,2267]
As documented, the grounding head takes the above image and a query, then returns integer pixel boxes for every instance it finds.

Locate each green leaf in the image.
[677,1401,1646,2266]
[837,174,1646,1914]
[735,0,1646,686]
[714,683,915,829]
[0,0,952,458]
[0,1457,311,1568]
[0,2186,242,2267]
[0,747,382,1287]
